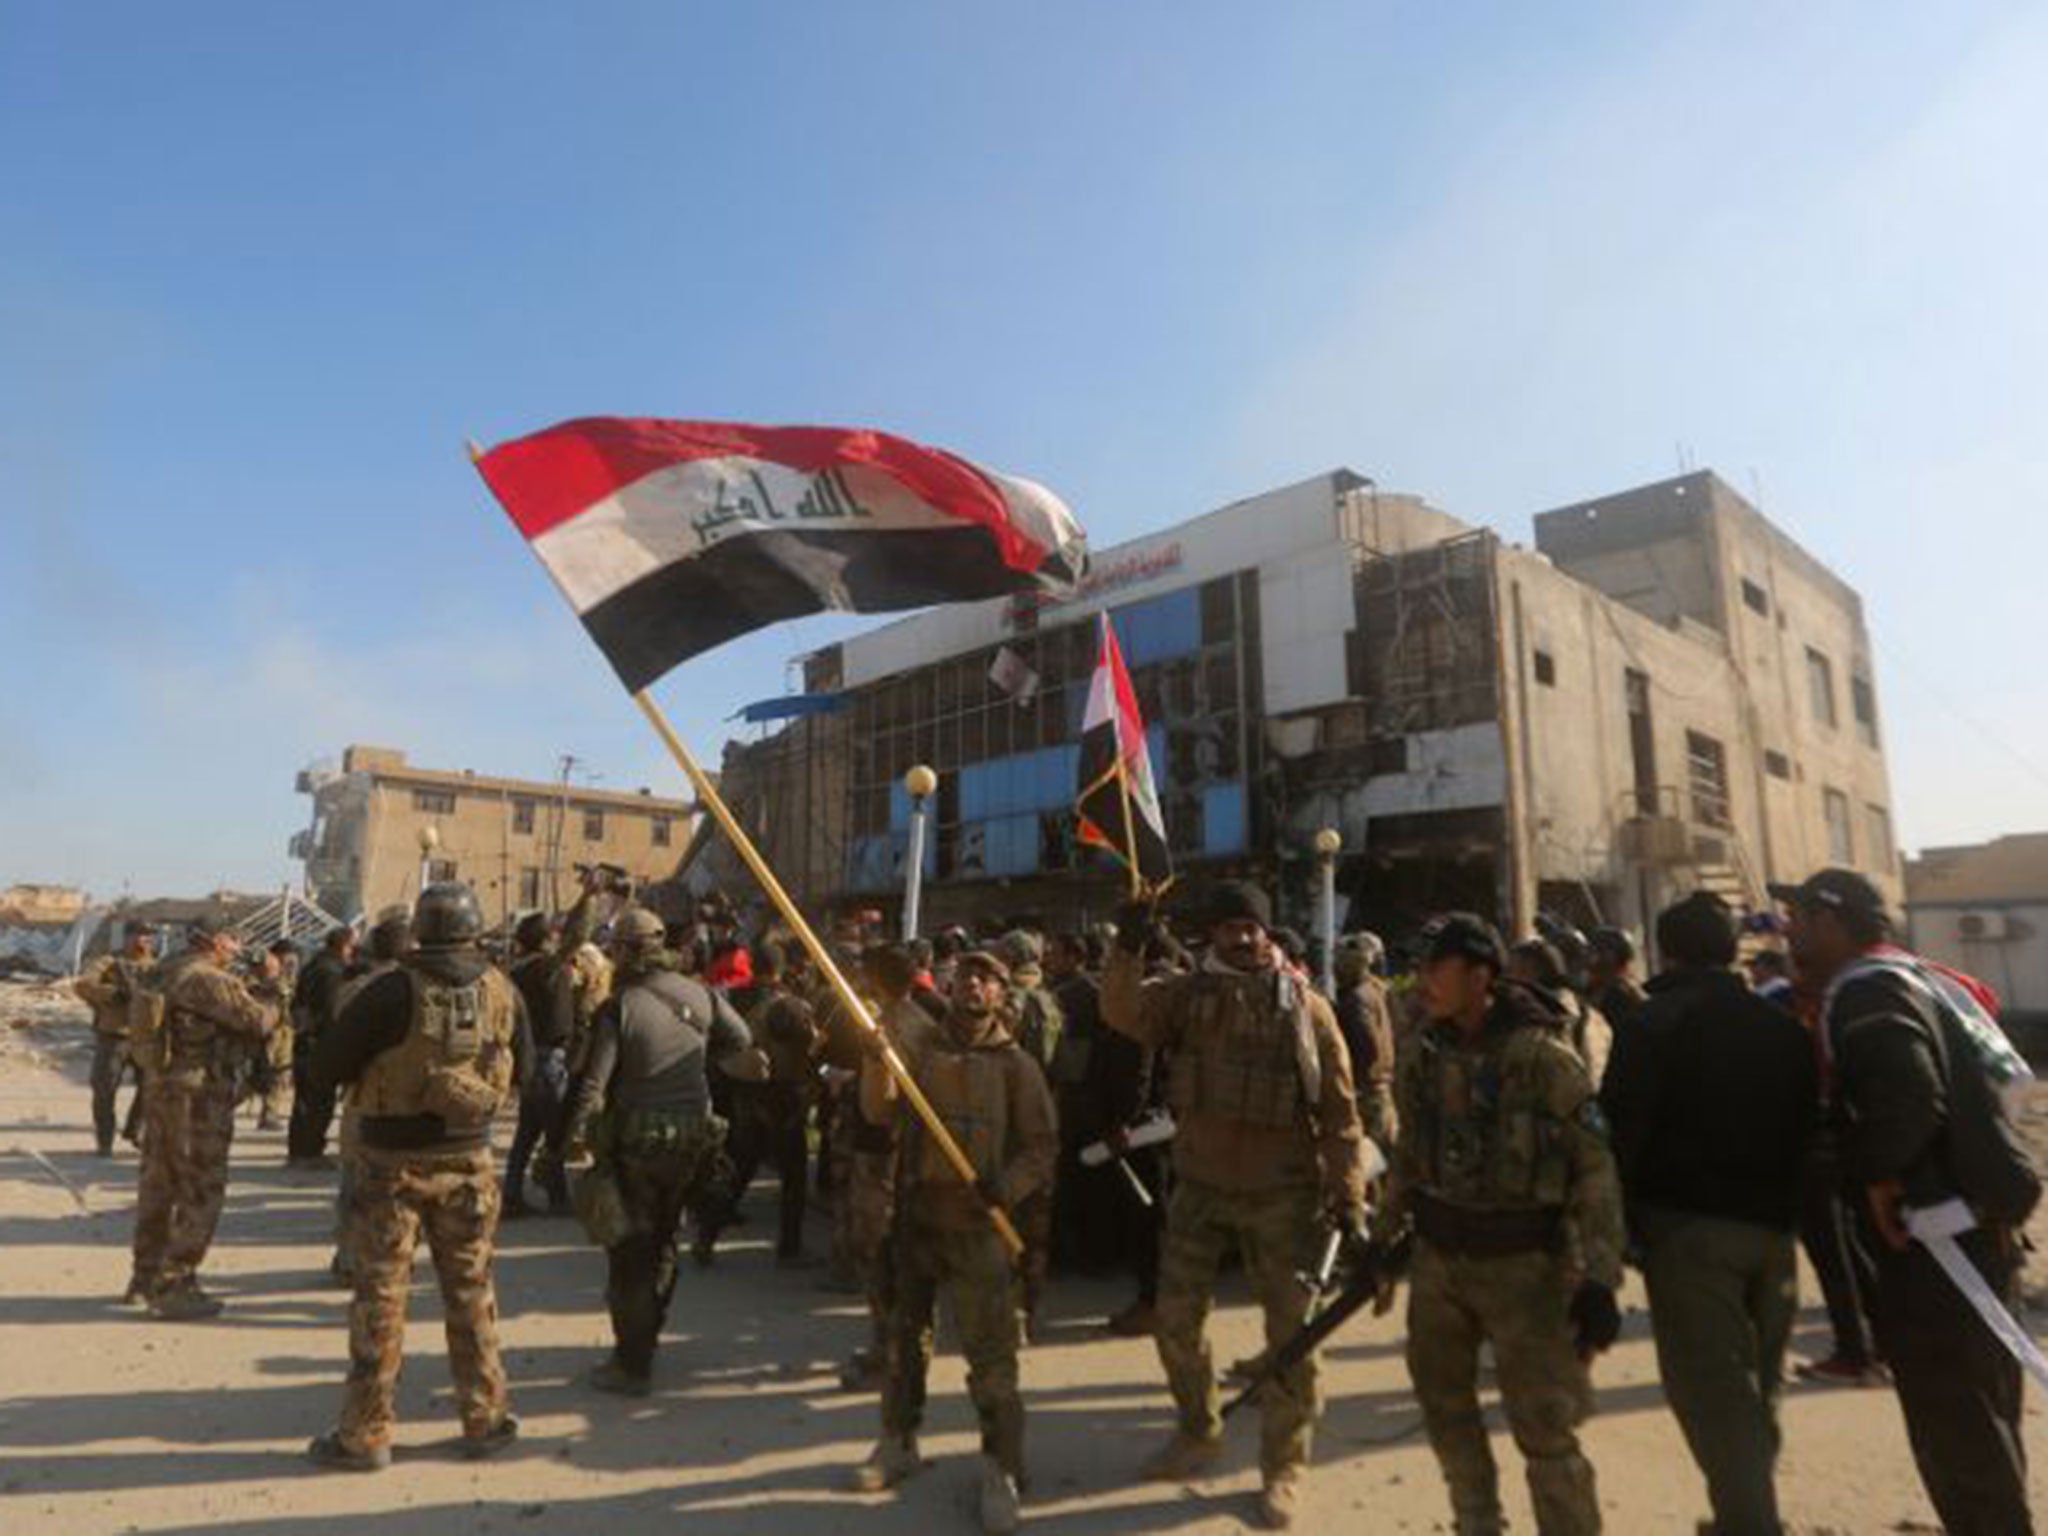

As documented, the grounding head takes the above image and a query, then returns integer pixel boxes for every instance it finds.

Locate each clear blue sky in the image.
[5,1,2045,898]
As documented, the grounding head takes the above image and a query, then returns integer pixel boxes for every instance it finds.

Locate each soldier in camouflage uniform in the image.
[305,883,528,1470]
[563,907,765,1395]
[1382,913,1626,1536]
[1101,882,1368,1531]
[839,943,940,1390]
[73,928,155,1155]
[327,907,413,1287]
[250,939,299,1128]
[126,919,278,1317]
[998,930,1063,1339]
[849,948,1057,1535]
[1330,931,1398,1153]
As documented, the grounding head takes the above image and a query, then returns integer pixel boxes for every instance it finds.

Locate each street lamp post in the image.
[417,823,440,896]
[902,765,938,940]
[1313,826,1342,995]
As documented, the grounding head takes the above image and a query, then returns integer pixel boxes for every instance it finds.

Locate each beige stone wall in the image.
[359,778,692,927]
[1709,483,1898,900]
[0,885,88,924]
[305,748,695,927]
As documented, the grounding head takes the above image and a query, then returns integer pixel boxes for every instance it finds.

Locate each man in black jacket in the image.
[503,876,601,1216]
[1601,892,1816,1536]
[288,927,357,1167]
[1783,868,2034,1536]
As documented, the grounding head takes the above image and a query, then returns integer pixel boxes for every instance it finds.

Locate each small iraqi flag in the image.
[474,417,1087,690]
[1075,612,1173,894]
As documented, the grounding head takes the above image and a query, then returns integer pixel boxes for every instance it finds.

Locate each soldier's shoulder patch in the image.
[1574,1097,1611,1141]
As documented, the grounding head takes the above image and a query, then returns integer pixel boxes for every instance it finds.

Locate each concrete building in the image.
[715,469,1899,952]
[294,746,696,926]
[1908,833,2048,1031]
[0,884,89,926]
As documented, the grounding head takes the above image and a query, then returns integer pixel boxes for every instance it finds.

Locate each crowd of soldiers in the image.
[69,862,2037,1534]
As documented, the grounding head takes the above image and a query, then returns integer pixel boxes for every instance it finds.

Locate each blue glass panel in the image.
[960,762,989,820]
[1033,747,1063,809]
[986,812,1041,876]
[1117,587,1200,666]
[1202,781,1245,855]
[889,781,910,832]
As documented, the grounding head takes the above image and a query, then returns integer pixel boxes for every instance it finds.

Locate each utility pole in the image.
[543,753,579,916]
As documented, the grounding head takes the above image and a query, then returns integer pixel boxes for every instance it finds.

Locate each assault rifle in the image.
[1220,1221,1413,1419]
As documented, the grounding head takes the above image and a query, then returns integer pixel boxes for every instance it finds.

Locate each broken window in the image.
[1685,730,1731,829]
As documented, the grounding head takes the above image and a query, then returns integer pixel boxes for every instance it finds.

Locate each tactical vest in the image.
[1412,1024,1576,1208]
[159,959,247,1074]
[355,966,517,1128]
[125,963,169,1066]
[907,1036,1015,1189]
[1167,968,1322,1133]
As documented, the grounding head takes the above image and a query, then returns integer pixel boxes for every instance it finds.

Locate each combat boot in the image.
[1256,1470,1300,1529]
[846,1434,923,1492]
[838,1348,885,1392]
[306,1431,391,1472]
[1105,1301,1157,1337]
[149,1285,224,1321]
[461,1415,520,1460]
[588,1361,652,1397]
[979,1455,1022,1533]
[1141,1431,1223,1482]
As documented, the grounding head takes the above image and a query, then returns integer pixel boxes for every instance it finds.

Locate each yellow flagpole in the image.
[1114,754,1144,901]
[630,688,1024,1258]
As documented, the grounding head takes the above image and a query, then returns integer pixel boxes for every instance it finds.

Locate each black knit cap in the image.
[1204,880,1272,930]
[1422,911,1506,971]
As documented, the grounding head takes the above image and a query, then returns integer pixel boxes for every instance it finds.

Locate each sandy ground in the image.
[2,978,2044,1535]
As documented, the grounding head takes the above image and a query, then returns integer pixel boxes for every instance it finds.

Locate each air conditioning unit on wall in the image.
[1957,911,2010,942]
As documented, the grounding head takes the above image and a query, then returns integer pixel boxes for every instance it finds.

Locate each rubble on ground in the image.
[0,978,92,1074]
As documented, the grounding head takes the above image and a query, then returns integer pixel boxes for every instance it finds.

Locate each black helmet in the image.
[414,882,485,948]
[1589,925,1637,966]
[1533,912,1590,975]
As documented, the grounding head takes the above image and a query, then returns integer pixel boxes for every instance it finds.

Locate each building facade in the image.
[718,469,1899,955]
[1907,833,2048,1031]
[294,745,696,926]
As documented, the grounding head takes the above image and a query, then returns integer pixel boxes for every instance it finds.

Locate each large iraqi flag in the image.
[475,417,1087,690]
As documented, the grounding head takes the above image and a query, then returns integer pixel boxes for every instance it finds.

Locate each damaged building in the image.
[293,746,698,927]
[712,469,1899,953]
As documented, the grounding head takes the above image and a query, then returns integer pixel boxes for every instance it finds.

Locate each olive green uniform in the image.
[862,1008,1057,1478]
[1384,982,1625,1536]
[129,954,277,1300]
[1101,951,1368,1481]
[74,953,151,1153]
[1006,970,1064,1327]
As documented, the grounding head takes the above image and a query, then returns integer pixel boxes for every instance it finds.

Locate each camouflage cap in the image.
[954,948,1012,984]
[999,929,1043,967]
[616,907,666,947]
